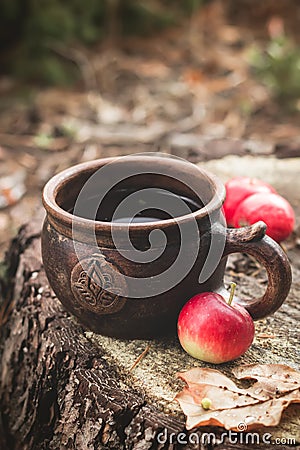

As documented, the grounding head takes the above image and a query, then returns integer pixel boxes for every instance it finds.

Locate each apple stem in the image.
[228,282,237,306]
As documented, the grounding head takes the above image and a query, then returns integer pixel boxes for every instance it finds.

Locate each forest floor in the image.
[0,0,300,260]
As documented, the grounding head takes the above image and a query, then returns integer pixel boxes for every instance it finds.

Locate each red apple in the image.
[233,192,295,243]
[223,177,276,226]
[177,285,254,364]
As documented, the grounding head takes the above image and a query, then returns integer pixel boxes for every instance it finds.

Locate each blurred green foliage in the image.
[1,0,205,85]
[250,34,300,109]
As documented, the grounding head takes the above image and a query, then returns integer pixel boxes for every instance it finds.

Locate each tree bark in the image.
[0,218,299,450]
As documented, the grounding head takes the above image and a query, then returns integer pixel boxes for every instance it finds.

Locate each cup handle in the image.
[223,221,292,320]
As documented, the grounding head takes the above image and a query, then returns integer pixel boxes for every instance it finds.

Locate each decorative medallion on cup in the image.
[71,253,127,314]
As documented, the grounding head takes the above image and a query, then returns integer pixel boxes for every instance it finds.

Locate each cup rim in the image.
[42,155,226,237]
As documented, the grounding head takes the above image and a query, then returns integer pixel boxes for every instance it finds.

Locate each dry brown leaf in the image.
[178,367,238,390]
[233,363,300,384]
[185,382,261,410]
[233,364,300,396]
[177,367,268,400]
[184,69,242,94]
[175,364,300,431]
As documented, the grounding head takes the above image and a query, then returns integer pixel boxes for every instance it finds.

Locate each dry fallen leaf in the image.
[0,170,26,209]
[175,365,300,431]
[233,364,300,396]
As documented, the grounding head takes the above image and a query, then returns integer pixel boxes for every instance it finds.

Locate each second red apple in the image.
[223,177,276,226]
[233,192,295,243]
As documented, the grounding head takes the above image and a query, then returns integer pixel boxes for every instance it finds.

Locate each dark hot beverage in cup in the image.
[42,154,291,339]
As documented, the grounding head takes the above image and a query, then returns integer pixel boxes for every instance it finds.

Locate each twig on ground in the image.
[129,345,151,372]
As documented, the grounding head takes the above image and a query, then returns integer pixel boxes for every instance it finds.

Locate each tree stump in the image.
[0,217,299,450]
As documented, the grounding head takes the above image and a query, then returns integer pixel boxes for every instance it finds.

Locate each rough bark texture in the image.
[0,218,299,450]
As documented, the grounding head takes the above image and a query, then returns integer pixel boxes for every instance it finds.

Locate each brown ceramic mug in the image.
[42,154,292,339]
